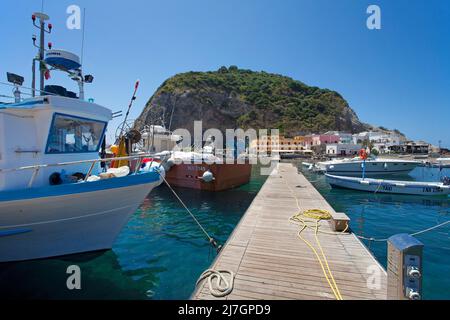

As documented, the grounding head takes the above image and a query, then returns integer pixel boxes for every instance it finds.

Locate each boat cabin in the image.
[0,95,112,191]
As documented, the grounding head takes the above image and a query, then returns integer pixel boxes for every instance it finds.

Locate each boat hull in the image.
[326,174,450,196]
[317,160,419,176]
[0,173,160,262]
[165,162,252,191]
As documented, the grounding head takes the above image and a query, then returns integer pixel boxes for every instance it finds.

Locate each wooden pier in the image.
[192,163,387,300]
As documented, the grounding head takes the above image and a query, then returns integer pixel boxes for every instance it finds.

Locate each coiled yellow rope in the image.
[283,178,344,300]
[289,210,343,300]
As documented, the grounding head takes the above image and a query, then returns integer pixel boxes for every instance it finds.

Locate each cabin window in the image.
[46,113,106,154]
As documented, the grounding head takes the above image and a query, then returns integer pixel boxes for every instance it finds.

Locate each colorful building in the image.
[250,135,311,154]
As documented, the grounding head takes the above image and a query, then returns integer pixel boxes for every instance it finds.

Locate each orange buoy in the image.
[359,148,368,160]
[110,144,119,155]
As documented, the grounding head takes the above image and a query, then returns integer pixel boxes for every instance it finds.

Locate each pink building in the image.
[305,134,340,148]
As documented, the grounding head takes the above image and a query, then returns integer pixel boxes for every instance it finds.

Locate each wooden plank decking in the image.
[192,163,387,300]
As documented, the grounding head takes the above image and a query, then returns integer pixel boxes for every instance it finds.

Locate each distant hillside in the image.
[136,66,370,136]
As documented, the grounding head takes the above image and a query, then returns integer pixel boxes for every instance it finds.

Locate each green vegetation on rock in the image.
[139,66,368,135]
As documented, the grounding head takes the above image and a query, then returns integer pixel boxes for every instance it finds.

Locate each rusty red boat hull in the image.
[164,162,252,191]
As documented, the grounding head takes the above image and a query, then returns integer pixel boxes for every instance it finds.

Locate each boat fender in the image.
[49,172,62,185]
[166,158,175,168]
[201,170,214,183]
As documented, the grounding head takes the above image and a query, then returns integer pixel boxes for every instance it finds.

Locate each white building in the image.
[352,131,405,154]
[326,143,362,157]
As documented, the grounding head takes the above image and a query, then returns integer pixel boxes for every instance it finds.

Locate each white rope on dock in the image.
[196,269,235,297]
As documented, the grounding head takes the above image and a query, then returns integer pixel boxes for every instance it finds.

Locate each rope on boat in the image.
[373,179,384,194]
[196,269,235,297]
[156,169,222,252]
[283,177,345,300]
[357,220,450,242]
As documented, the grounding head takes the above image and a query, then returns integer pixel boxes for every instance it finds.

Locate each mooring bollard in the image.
[387,234,423,300]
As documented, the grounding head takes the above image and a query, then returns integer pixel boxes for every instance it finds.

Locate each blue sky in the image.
[1,0,449,147]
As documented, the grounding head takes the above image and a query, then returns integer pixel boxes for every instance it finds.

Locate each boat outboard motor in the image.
[442,176,450,186]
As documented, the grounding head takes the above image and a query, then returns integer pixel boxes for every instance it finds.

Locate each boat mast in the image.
[31,12,52,96]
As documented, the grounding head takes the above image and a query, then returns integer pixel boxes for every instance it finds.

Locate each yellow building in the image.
[250,135,308,154]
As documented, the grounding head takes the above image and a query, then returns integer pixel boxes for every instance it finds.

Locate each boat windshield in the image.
[45,113,106,154]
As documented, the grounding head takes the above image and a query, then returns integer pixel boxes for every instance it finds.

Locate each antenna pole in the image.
[31,12,51,96]
[32,58,36,97]
[39,19,45,94]
[81,8,86,65]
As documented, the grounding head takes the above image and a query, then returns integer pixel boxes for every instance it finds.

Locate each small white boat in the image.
[301,162,313,168]
[326,174,450,196]
[317,157,421,177]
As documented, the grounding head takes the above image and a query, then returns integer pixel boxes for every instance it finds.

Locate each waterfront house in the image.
[326,143,363,157]
[389,141,430,154]
[324,131,353,144]
[305,134,340,154]
[250,135,311,155]
[352,131,405,154]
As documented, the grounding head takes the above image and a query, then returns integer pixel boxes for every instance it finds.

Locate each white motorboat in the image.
[0,12,163,262]
[316,157,421,176]
[326,174,450,196]
[435,158,450,169]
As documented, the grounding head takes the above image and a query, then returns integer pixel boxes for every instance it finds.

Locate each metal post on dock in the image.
[387,234,424,300]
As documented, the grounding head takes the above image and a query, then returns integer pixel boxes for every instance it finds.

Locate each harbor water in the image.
[300,162,450,300]
[0,163,448,299]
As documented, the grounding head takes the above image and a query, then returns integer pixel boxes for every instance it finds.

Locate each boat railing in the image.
[0,153,159,188]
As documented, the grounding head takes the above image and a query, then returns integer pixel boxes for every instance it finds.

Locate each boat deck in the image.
[192,163,387,300]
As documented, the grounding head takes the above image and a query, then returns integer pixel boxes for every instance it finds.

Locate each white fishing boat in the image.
[326,174,450,196]
[316,156,421,176]
[0,12,162,262]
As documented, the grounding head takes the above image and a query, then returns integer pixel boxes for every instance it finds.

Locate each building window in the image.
[46,113,107,154]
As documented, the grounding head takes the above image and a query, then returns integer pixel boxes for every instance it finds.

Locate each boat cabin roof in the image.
[0,95,112,122]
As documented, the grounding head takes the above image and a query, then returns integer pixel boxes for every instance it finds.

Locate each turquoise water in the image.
[0,166,268,299]
[299,162,450,300]
[1,163,448,299]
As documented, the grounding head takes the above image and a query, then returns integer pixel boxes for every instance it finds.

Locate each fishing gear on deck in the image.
[111,80,140,169]
[118,79,140,138]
